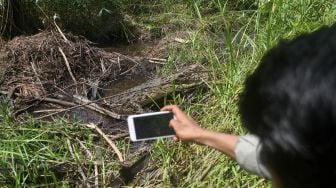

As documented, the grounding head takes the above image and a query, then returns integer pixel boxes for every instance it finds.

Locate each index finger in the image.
[161,105,184,118]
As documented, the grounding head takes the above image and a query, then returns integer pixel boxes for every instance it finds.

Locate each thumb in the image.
[169,119,180,129]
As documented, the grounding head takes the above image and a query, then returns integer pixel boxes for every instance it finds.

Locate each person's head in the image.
[239,25,336,188]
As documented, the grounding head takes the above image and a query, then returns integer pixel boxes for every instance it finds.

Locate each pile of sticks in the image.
[2,30,140,98]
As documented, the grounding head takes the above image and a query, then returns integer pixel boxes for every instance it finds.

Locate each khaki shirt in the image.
[234,134,271,179]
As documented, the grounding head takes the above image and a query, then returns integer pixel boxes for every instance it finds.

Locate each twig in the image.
[174,37,188,44]
[67,139,89,187]
[86,123,124,162]
[39,97,75,106]
[88,80,99,100]
[148,57,167,62]
[113,52,140,65]
[109,133,129,141]
[73,95,125,120]
[77,139,99,188]
[58,47,77,85]
[148,60,166,65]
[197,159,218,182]
[29,99,77,121]
[29,61,46,94]
[13,100,42,120]
[94,163,99,188]
[5,87,17,100]
[117,56,121,71]
[54,18,70,44]
[0,90,8,95]
[19,91,128,122]
[118,64,138,76]
[31,96,125,120]
[77,139,93,160]
[100,59,106,73]
[33,109,65,113]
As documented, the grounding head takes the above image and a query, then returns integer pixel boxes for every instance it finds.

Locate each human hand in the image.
[161,105,205,142]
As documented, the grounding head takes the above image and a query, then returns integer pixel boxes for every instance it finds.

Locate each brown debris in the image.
[0,30,210,186]
[1,31,143,99]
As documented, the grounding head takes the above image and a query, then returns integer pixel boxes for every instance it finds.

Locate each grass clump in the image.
[134,0,336,187]
[0,105,120,187]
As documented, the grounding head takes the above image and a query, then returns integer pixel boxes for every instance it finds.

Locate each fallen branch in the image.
[73,95,126,120]
[86,123,124,162]
[59,47,77,85]
[30,98,80,121]
[54,17,70,44]
[30,96,126,121]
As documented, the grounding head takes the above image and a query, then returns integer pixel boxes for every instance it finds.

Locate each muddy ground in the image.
[0,30,208,186]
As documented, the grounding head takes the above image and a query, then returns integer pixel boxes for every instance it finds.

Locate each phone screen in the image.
[133,112,174,139]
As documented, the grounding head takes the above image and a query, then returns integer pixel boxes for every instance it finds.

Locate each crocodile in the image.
[100,64,209,115]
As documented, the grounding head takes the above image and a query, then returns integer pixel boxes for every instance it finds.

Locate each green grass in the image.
[0,104,121,187]
[1,0,336,187]
[131,0,336,187]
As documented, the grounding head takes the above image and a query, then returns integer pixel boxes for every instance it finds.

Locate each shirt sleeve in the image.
[234,134,271,179]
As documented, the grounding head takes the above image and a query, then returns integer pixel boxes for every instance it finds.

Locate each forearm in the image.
[194,129,238,159]
[160,105,238,159]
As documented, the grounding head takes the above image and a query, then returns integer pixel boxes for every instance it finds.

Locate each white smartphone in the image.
[127,111,175,141]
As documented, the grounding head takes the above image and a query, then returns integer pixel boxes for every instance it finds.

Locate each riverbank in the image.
[1,0,335,187]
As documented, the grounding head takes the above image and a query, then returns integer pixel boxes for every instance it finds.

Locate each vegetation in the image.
[124,0,336,187]
[0,0,128,41]
[0,0,335,187]
[0,104,122,187]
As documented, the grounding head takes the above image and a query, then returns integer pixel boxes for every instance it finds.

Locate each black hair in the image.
[239,24,336,188]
